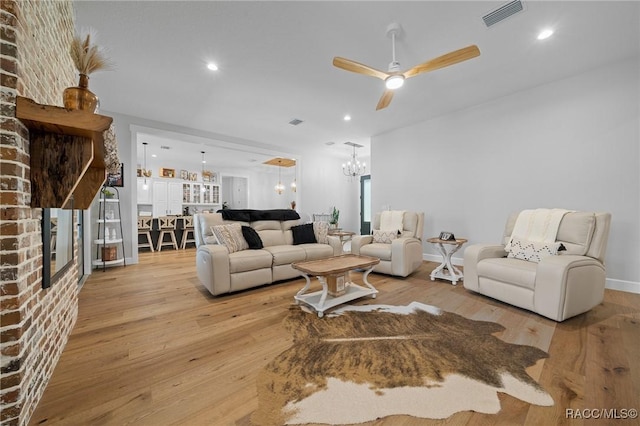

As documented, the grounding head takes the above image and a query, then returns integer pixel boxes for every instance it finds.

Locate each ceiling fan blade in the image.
[376,89,394,111]
[403,45,481,79]
[333,57,390,80]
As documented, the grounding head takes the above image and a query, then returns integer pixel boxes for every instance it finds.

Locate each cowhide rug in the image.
[252,302,553,425]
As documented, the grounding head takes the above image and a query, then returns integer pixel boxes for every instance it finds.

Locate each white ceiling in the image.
[74,1,639,167]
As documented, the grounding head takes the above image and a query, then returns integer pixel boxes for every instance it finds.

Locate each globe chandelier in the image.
[342,142,366,178]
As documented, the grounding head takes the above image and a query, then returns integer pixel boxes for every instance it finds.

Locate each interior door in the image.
[152,180,168,217]
[360,174,371,235]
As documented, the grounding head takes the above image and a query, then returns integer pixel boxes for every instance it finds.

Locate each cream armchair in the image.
[463,211,611,322]
[351,211,424,277]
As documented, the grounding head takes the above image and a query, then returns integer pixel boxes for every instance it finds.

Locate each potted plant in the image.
[101,188,114,199]
[330,206,340,229]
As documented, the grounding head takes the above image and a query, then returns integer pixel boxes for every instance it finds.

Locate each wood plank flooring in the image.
[29,249,640,425]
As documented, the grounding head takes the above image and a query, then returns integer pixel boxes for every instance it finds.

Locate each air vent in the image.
[289,118,304,126]
[482,0,524,27]
[344,141,363,148]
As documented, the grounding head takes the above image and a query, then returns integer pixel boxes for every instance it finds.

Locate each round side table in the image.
[427,237,468,285]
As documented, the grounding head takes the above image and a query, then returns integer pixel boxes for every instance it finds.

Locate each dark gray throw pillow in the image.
[292,223,317,245]
[241,225,263,249]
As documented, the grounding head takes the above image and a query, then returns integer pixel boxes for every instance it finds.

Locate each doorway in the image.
[221,176,249,209]
[360,174,371,235]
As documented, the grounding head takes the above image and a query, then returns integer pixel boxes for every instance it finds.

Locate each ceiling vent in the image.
[482,0,524,27]
[289,118,304,126]
[344,141,363,148]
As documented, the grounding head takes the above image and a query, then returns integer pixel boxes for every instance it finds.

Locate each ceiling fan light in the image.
[385,75,404,90]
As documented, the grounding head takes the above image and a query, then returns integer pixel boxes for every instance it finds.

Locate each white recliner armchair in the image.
[463,210,611,322]
[351,211,424,277]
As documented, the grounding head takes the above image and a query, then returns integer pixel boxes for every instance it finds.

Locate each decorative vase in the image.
[63,74,99,112]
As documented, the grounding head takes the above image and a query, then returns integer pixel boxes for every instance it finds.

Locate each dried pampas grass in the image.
[69,29,113,75]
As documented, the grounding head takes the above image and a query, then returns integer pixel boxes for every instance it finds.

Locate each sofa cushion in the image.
[211,223,248,253]
[228,249,273,273]
[506,237,563,263]
[242,226,263,249]
[373,229,398,244]
[264,245,306,266]
[300,243,334,260]
[257,229,286,247]
[313,221,329,244]
[198,212,224,240]
[477,258,537,290]
[292,223,317,245]
[556,212,595,256]
[359,243,392,261]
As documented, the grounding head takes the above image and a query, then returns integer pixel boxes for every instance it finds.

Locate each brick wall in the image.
[1,1,79,425]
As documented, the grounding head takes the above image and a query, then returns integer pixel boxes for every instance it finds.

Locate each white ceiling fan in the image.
[333,23,481,110]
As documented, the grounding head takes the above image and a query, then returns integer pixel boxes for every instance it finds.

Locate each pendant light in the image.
[290,159,297,192]
[275,159,285,194]
[142,142,148,190]
[201,151,207,192]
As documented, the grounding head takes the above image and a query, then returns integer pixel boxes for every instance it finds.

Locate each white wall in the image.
[372,58,639,288]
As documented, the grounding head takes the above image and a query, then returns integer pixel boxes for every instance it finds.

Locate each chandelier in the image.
[342,142,366,178]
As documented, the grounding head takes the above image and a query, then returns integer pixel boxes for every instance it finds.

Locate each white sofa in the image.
[463,211,611,322]
[351,211,425,277]
[194,212,342,296]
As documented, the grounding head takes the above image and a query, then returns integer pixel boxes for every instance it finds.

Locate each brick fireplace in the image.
[1,1,80,425]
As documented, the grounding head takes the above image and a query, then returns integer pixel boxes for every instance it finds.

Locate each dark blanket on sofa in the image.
[218,209,300,222]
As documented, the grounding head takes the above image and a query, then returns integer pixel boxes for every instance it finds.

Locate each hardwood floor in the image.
[30,249,640,425]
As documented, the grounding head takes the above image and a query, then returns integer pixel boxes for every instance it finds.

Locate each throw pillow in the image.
[506,237,562,263]
[210,223,248,253]
[373,229,398,244]
[313,221,329,244]
[242,225,264,249]
[292,223,317,245]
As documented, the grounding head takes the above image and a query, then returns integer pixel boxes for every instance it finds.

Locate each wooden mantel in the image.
[16,96,113,209]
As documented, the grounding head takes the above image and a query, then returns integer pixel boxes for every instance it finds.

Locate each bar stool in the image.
[180,216,196,249]
[137,217,154,252]
[156,216,178,251]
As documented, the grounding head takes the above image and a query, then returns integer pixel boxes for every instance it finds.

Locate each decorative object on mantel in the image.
[64,29,113,112]
[102,123,120,175]
[342,141,366,179]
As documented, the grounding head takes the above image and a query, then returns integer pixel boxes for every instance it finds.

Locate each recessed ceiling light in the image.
[343,115,351,121]
[207,62,218,71]
[537,29,553,40]
[151,154,157,158]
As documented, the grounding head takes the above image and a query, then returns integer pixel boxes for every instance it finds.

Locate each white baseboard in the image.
[606,278,640,294]
[423,254,640,295]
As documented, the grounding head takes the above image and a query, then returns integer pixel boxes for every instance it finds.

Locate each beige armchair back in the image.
[370,211,424,241]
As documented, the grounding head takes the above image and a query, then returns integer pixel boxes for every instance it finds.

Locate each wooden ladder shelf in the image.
[16,96,114,209]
